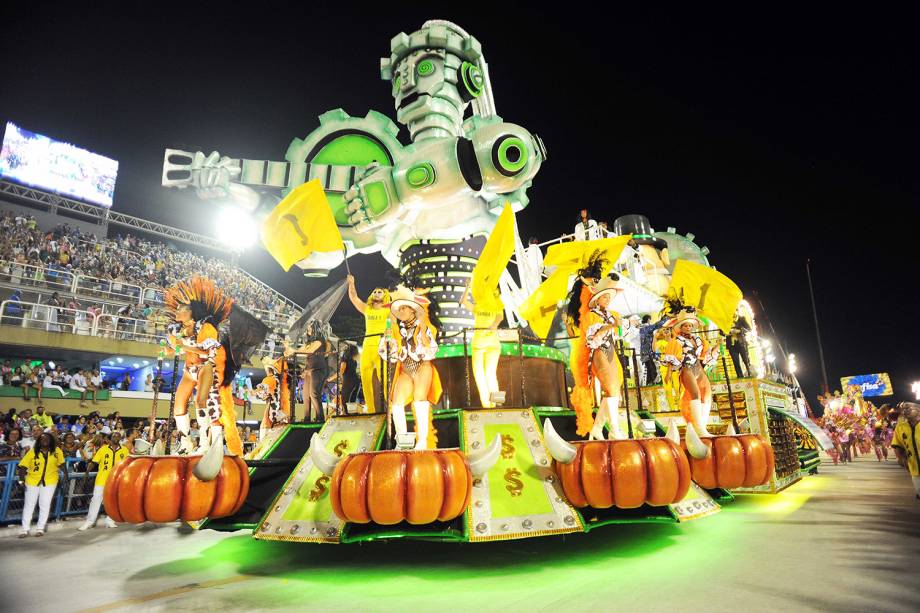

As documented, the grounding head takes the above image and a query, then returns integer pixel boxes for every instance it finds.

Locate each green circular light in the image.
[406,162,436,188]
[497,136,528,172]
[460,61,483,98]
[417,60,434,76]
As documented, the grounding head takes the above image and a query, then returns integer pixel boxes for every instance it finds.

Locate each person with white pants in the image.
[80,432,129,530]
[17,432,68,537]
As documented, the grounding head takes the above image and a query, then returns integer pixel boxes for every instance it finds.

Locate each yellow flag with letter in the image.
[470,203,515,306]
[519,236,632,339]
[261,179,345,272]
[667,260,742,333]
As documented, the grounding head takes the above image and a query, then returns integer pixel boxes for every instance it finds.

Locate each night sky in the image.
[2,5,916,404]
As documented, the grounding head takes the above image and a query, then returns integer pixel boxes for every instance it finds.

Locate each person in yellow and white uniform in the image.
[79,431,129,530]
[17,431,68,537]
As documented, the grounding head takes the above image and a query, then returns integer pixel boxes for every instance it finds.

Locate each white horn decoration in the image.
[468,435,502,478]
[192,435,224,482]
[665,418,680,445]
[309,433,343,476]
[725,423,737,436]
[133,439,152,455]
[685,422,711,460]
[543,418,577,464]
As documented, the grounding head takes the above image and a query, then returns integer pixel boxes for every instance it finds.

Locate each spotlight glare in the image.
[217,207,258,249]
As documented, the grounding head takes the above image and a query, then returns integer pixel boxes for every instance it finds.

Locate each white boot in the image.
[413,401,430,450]
[175,414,195,455]
[695,399,712,437]
[589,406,606,441]
[606,397,626,440]
[391,404,407,436]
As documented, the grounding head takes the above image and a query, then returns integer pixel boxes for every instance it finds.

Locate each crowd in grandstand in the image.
[0,210,298,324]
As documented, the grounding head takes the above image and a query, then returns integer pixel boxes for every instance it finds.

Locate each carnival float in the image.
[102,19,827,545]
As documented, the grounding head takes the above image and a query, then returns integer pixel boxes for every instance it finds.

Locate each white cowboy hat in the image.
[665,309,699,330]
[387,285,430,315]
[261,356,279,373]
[588,275,623,308]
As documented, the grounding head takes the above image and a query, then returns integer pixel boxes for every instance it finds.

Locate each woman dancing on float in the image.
[460,282,504,408]
[661,308,720,440]
[164,277,235,456]
[566,252,628,440]
[346,275,390,414]
[255,356,290,440]
[379,286,441,450]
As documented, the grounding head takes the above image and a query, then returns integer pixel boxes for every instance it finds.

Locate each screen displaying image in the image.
[0,121,118,207]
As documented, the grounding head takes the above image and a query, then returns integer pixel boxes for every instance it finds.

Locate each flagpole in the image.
[805,259,830,395]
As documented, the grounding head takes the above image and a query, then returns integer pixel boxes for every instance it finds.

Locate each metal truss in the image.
[0,180,229,253]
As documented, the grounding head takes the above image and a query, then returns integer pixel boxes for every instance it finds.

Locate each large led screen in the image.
[0,121,118,207]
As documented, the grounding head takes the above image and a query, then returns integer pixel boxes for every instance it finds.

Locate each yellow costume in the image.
[361,303,390,413]
[470,300,503,408]
[892,418,920,477]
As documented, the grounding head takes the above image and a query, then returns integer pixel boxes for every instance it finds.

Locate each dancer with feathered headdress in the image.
[565,251,628,439]
[164,276,268,479]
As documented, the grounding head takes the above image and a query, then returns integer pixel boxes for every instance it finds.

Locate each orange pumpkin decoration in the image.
[330,449,472,525]
[103,455,250,523]
[684,434,775,490]
[554,439,691,509]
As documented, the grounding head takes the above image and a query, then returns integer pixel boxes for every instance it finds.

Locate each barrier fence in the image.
[0,458,100,525]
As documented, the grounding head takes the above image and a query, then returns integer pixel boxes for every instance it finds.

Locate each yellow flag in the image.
[261,179,345,271]
[519,268,571,340]
[667,260,742,333]
[470,203,515,305]
[519,236,632,339]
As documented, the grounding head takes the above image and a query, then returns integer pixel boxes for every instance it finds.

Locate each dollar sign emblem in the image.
[501,434,515,460]
[504,468,524,497]
[333,439,349,457]
[308,476,330,502]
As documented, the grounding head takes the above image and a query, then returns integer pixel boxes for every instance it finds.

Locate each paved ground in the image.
[2,454,919,613]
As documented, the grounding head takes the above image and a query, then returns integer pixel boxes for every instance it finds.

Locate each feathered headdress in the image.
[165,276,233,326]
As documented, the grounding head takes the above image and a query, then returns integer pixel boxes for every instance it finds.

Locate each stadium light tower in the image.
[216,207,258,250]
[913,380,920,400]
[788,353,797,374]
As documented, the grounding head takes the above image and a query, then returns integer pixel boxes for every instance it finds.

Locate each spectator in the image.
[90,370,103,401]
[2,289,23,324]
[70,369,90,407]
[1,359,12,385]
[71,415,87,435]
[22,424,44,449]
[19,358,34,401]
[80,431,127,530]
[120,372,132,391]
[17,431,68,537]
[42,369,68,397]
[33,405,54,430]
[0,427,23,458]
[144,373,154,392]
[61,431,80,457]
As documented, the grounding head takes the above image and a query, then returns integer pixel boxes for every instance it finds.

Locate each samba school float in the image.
[103,20,822,544]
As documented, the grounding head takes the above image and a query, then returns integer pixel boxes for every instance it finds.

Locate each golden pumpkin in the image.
[329,449,472,525]
[554,439,691,509]
[103,455,249,523]
[684,434,775,490]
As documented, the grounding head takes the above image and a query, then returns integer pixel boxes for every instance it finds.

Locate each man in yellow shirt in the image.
[33,405,54,430]
[79,432,129,530]
[17,432,68,537]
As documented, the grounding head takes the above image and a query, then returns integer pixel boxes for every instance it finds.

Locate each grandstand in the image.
[0,180,300,419]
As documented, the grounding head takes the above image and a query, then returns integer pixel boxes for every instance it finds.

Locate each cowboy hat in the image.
[387,285,430,315]
[588,275,623,308]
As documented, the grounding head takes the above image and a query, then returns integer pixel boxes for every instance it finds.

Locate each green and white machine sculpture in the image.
[162,20,545,335]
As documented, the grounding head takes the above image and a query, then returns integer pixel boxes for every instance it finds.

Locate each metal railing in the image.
[0,458,100,525]
[1,299,97,335]
[0,258,303,322]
